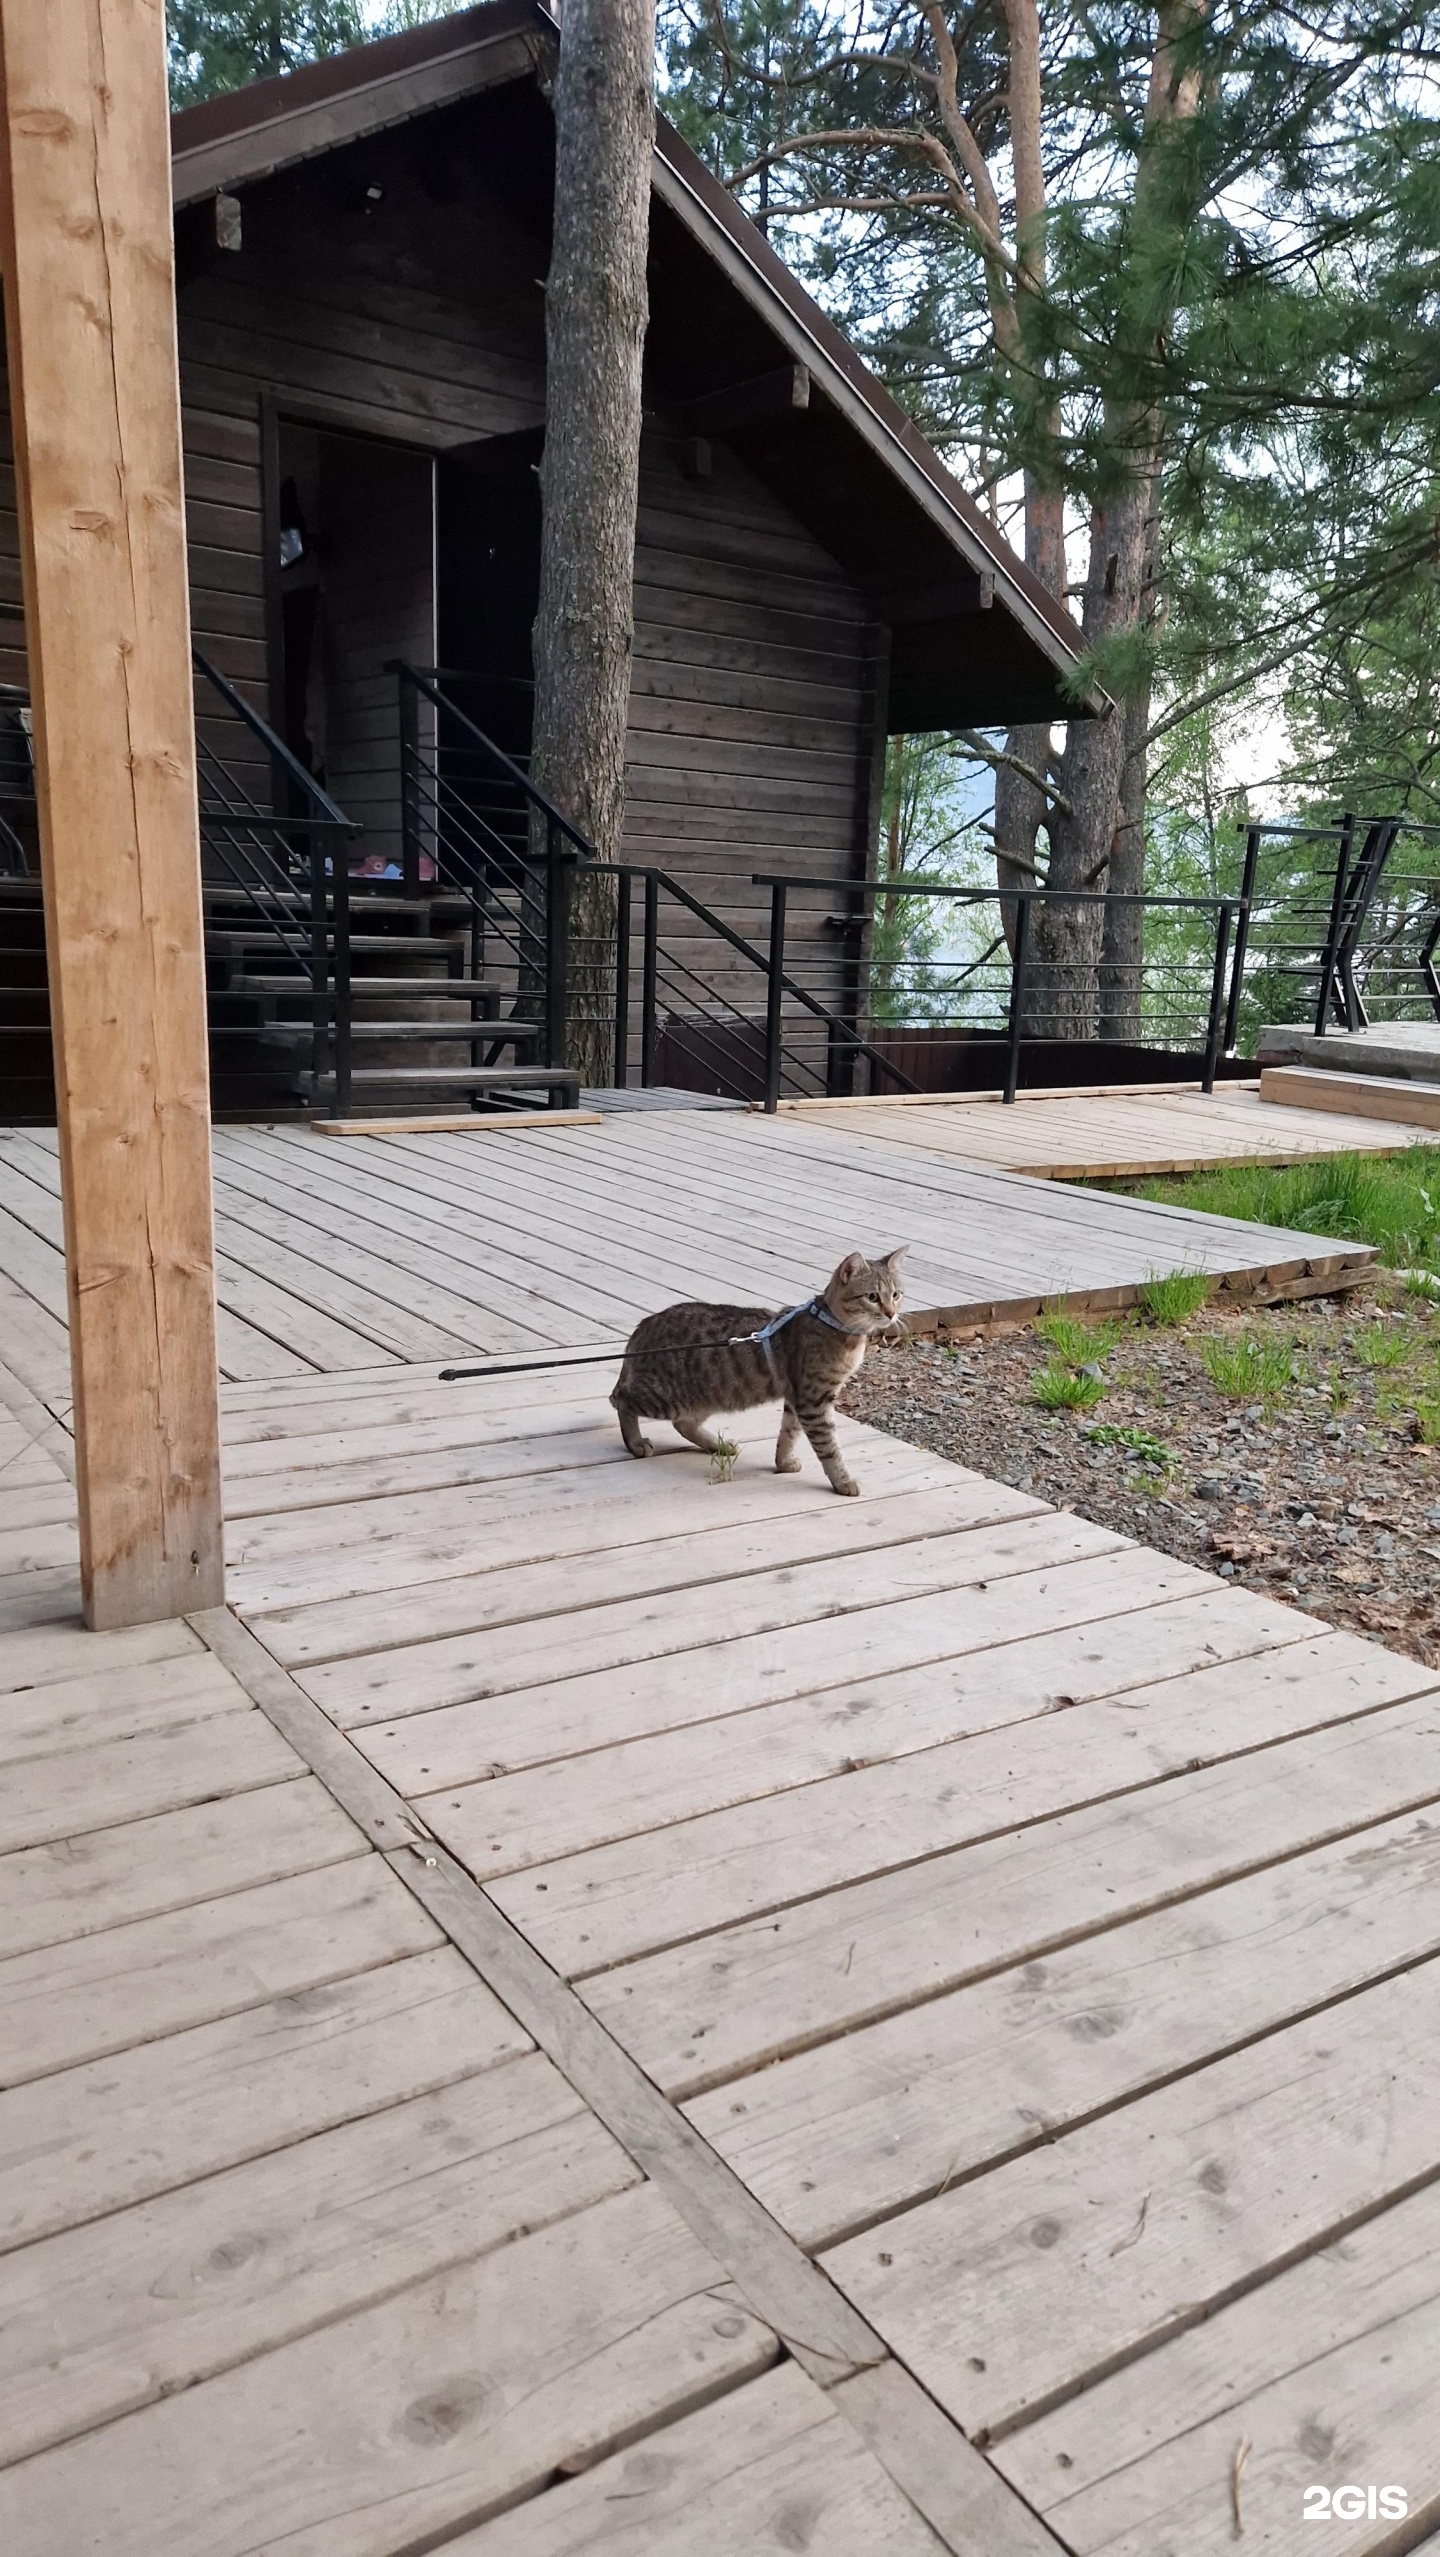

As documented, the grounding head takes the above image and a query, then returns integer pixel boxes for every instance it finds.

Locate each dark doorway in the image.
[273,423,436,875]
[436,429,543,773]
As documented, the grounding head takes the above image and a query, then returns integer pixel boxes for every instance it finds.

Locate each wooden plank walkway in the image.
[0,1109,1372,1404]
[780,1080,1440,1178]
[6,1337,1440,2548]
[209,1359,1440,2555]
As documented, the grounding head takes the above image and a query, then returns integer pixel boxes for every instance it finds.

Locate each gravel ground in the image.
[843,1281,1440,1666]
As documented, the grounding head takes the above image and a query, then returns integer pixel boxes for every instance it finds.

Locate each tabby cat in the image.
[609,1247,908,1497]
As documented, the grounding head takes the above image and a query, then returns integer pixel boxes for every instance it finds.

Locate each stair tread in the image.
[313,1065,579,1087]
[241,976,509,995]
[342,1021,538,1041]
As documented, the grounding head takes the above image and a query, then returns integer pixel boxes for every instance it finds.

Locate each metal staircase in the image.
[0,658,582,1123]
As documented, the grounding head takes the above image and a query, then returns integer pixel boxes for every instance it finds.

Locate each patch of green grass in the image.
[1413,1398,1440,1446]
[1034,1311,1123,1364]
[1138,1271,1210,1326]
[1083,1421,1172,1467]
[1031,1365,1106,1411]
[1200,1332,1297,1401]
[708,1435,740,1484]
[1111,1148,1440,1270]
[1352,1322,1413,1370]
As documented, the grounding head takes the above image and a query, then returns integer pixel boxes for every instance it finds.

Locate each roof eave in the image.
[170,0,547,207]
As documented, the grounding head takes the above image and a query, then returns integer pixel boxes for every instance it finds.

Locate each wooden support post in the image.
[0,0,224,1626]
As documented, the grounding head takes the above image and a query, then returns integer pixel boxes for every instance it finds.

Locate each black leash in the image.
[438,1300,902,1384]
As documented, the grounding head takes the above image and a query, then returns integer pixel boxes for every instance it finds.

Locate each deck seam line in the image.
[191,1603,1067,2557]
[0,1352,76,1483]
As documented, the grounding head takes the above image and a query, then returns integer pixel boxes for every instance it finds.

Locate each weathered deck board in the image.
[1,1092,1433,2551]
[780,1080,1440,1178]
[0,2057,635,2467]
[0,1101,1374,1397]
[217,1352,1440,2553]
[449,2362,948,2556]
[0,2185,777,2557]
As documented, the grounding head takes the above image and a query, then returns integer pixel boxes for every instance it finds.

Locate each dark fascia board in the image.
[170,0,1099,713]
[170,0,545,207]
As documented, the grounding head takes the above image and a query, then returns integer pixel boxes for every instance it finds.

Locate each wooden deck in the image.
[3,1326,1440,2551]
[779,1079,1440,1178]
[0,1110,1372,1404]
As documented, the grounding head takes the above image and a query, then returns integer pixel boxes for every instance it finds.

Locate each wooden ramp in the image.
[5,1353,1440,2549]
[779,1080,1440,1178]
[0,1110,1372,1408]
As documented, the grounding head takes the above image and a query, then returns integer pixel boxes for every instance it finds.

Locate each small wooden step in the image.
[342,1021,538,1043]
[206,931,467,954]
[307,1064,581,1094]
[1258,1064,1440,1129]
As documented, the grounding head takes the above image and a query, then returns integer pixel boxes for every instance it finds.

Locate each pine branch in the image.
[954,729,1073,816]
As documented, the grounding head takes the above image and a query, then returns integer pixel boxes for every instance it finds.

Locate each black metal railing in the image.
[390,662,584,1073]
[192,649,360,1113]
[740,875,1241,1109]
[1229,813,1440,1046]
[585,861,896,1105]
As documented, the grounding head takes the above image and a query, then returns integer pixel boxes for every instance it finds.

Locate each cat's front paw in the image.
[775,1454,803,1474]
[829,1471,860,1497]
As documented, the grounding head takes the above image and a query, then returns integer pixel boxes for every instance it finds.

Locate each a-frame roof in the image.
[170,0,1095,727]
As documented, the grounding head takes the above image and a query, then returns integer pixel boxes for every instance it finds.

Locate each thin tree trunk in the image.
[530,0,657,1085]
[1036,3,1208,1038]
[1097,675,1150,1040]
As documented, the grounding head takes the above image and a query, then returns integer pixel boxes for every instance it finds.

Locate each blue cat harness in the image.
[734,1297,870,1382]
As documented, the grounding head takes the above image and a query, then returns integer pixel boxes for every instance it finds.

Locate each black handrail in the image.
[592,860,918,1100]
[387,661,593,861]
[750,873,1246,1107]
[192,651,358,1115]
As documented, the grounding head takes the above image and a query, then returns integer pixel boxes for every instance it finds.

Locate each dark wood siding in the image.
[2,111,884,1080]
[624,428,882,1076]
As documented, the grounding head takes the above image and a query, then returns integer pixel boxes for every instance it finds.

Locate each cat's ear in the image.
[880,1245,911,1271]
[835,1252,866,1285]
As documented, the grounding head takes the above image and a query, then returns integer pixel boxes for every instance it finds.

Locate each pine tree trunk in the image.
[1097,677,1150,1041]
[530,0,657,1086]
[1041,477,1153,1035]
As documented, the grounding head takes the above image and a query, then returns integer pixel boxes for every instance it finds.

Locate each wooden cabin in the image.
[0,0,1088,1116]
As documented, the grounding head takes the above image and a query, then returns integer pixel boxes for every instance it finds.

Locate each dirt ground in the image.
[843,1279,1440,1667]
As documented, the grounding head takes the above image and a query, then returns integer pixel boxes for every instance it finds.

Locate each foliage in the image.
[659,0,1440,920]
[1200,1330,1296,1399]
[1034,1309,1123,1362]
[1138,1269,1209,1324]
[167,0,461,104]
[1083,1419,1172,1464]
[870,735,995,1024]
[709,1433,741,1481]
[1122,1148,1440,1268]
[1031,1363,1106,1408]
[168,0,364,101]
[1352,1320,1414,1367]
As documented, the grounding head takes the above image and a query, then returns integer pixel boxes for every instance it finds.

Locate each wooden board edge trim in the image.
[763,1082,1215,1112]
[191,1604,1067,2557]
[1009,1143,1417,1180]
[911,1255,1375,1341]
[1259,1065,1440,1129]
[310,1112,606,1137]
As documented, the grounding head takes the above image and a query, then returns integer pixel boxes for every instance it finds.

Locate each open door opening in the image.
[273,422,436,876]
[435,428,542,775]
